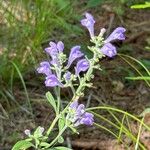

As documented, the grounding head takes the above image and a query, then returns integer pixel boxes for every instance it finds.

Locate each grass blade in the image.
[11,61,33,116]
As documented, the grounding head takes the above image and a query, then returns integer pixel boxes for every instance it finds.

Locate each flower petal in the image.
[70,101,78,110]
[105,27,126,43]
[100,43,117,58]
[80,112,94,126]
[45,42,58,58]
[37,61,51,76]
[50,57,60,67]
[76,104,85,116]
[75,59,89,75]
[57,41,64,53]
[81,12,95,37]
[45,74,63,87]
[67,46,84,68]
[64,71,71,81]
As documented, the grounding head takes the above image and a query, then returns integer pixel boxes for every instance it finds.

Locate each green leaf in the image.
[57,136,64,143]
[87,0,104,8]
[46,92,57,112]
[12,140,34,150]
[40,142,50,148]
[34,126,44,138]
[131,2,150,9]
[58,117,65,131]
[55,0,70,10]
[35,138,40,147]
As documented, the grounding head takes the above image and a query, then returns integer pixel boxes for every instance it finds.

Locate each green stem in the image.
[57,87,61,113]
[55,65,62,114]
[46,115,60,136]
[48,125,67,147]
[46,103,71,136]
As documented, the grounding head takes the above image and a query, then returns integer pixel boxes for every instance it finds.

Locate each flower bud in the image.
[24,129,31,136]
[99,28,106,37]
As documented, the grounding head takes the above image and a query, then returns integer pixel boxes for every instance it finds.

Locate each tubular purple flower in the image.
[67,46,84,68]
[45,74,63,87]
[49,41,57,47]
[64,71,71,81]
[37,61,51,76]
[80,112,94,126]
[75,59,89,75]
[70,100,78,110]
[45,42,58,58]
[68,101,94,126]
[81,12,95,38]
[105,27,126,43]
[57,41,64,53]
[45,41,65,66]
[100,43,117,58]
[45,41,65,58]
[76,104,85,116]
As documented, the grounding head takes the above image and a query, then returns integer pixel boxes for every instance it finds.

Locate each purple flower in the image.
[80,112,94,126]
[100,43,117,58]
[81,12,95,38]
[57,41,64,53]
[75,59,89,75]
[64,71,71,81]
[67,46,84,68]
[45,41,64,58]
[45,41,64,67]
[50,57,60,67]
[37,61,51,76]
[76,104,85,116]
[45,42,58,58]
[45,74,63,87]
[68,101,94,126]
[70,100,78,110]
[105,27,126,43]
